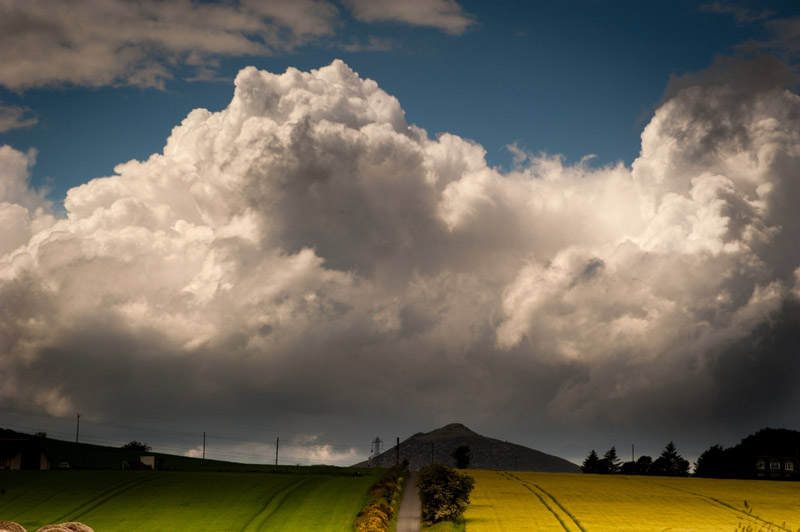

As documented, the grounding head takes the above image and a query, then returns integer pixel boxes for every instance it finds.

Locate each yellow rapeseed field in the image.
[464,470,800,532]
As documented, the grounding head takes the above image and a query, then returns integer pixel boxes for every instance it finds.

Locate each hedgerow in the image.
[353,463,409,532]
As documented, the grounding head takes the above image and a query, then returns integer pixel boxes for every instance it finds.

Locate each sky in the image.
[2,0,800,468]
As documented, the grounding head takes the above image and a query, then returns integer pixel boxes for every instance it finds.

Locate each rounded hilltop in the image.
[354,423,581,473]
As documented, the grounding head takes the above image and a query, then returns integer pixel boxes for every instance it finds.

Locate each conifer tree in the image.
[581,449,601,473]
[601,446,621,474]
[651,441,690,476]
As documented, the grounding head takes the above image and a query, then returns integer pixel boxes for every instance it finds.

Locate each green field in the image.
[464,470,800,532]
[0,469,383,532]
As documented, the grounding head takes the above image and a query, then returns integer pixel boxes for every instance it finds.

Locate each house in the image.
[0,438,51,470]
[755,455,799,479]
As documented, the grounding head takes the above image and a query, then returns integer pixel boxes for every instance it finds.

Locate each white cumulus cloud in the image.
[2,55,800,458]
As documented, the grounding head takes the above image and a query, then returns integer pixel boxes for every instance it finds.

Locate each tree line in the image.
[694,428,800,478]
[581,441,689,476]
[582,428,800,478]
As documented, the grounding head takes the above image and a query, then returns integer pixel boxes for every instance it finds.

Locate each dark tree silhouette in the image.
[694,444,729,478]
[650,441,689,476]
[636,455,653,475]
[452,445,472,469]
[601,446,621,474]
[581,449,601,473]
[122,440,152,452]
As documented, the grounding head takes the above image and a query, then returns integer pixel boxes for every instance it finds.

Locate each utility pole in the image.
[75,413,80,443]
[203,432,206,460]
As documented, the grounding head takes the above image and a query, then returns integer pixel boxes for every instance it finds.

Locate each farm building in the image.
[0,437,51,470]
[755,455,799,479]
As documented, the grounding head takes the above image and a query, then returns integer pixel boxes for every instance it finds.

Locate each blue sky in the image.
[3,0,800,467]
[2,0,789,203]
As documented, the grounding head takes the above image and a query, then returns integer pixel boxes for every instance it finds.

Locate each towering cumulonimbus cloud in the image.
[1,56,799,456]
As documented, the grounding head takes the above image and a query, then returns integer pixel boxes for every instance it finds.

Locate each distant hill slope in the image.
[353,423,581,473]
[0,428,359,473]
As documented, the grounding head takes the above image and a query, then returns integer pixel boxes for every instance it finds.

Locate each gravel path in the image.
[396,471,421,532]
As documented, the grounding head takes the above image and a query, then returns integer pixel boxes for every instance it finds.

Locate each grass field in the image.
[0,469,382,531]
[464,470,800,532]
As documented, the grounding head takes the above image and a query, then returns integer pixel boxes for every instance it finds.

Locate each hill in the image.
[353,423,581,473]
[0,428,361,473]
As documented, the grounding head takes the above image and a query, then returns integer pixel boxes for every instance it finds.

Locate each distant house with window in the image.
[0,437,51,470]
[755,455,799,479]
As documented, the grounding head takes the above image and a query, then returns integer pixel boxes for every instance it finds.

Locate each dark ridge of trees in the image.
[584,428,800,479]
[695,428,800,479]
[581,443,688,477]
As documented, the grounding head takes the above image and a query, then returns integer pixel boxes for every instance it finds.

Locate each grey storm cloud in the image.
[2,54,800,462]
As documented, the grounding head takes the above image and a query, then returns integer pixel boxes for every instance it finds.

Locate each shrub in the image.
[416,463,474,525]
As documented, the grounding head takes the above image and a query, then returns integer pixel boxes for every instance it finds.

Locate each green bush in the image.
[416,463,474,525]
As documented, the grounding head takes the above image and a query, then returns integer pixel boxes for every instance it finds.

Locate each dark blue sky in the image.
[1,0,791,203]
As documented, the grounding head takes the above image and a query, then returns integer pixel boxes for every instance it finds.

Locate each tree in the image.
[650,441,689,476]
[122,440,152,452]
[635,455,653,475]
[601,446,621,474]
[581,450,602,474]
[416,463,475,524]
[694,444,729,478]
[452,445,472,469]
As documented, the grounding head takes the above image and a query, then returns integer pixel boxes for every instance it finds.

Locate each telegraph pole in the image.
[75,413,80,443]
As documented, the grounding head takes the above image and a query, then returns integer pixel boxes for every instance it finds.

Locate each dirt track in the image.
[395,471,420,532]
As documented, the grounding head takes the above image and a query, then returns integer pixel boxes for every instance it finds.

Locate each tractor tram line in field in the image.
[239,476,313,532]
[3,483,62,522]
[498,472,587,532]
[640,480,794,532]
[54,474,162,524]
[464,470,800,532]
[3,472,159,525]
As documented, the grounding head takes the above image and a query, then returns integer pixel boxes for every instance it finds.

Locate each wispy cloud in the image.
[344,0,476,35]
[700,2,773,24]
[0,103,38,133]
